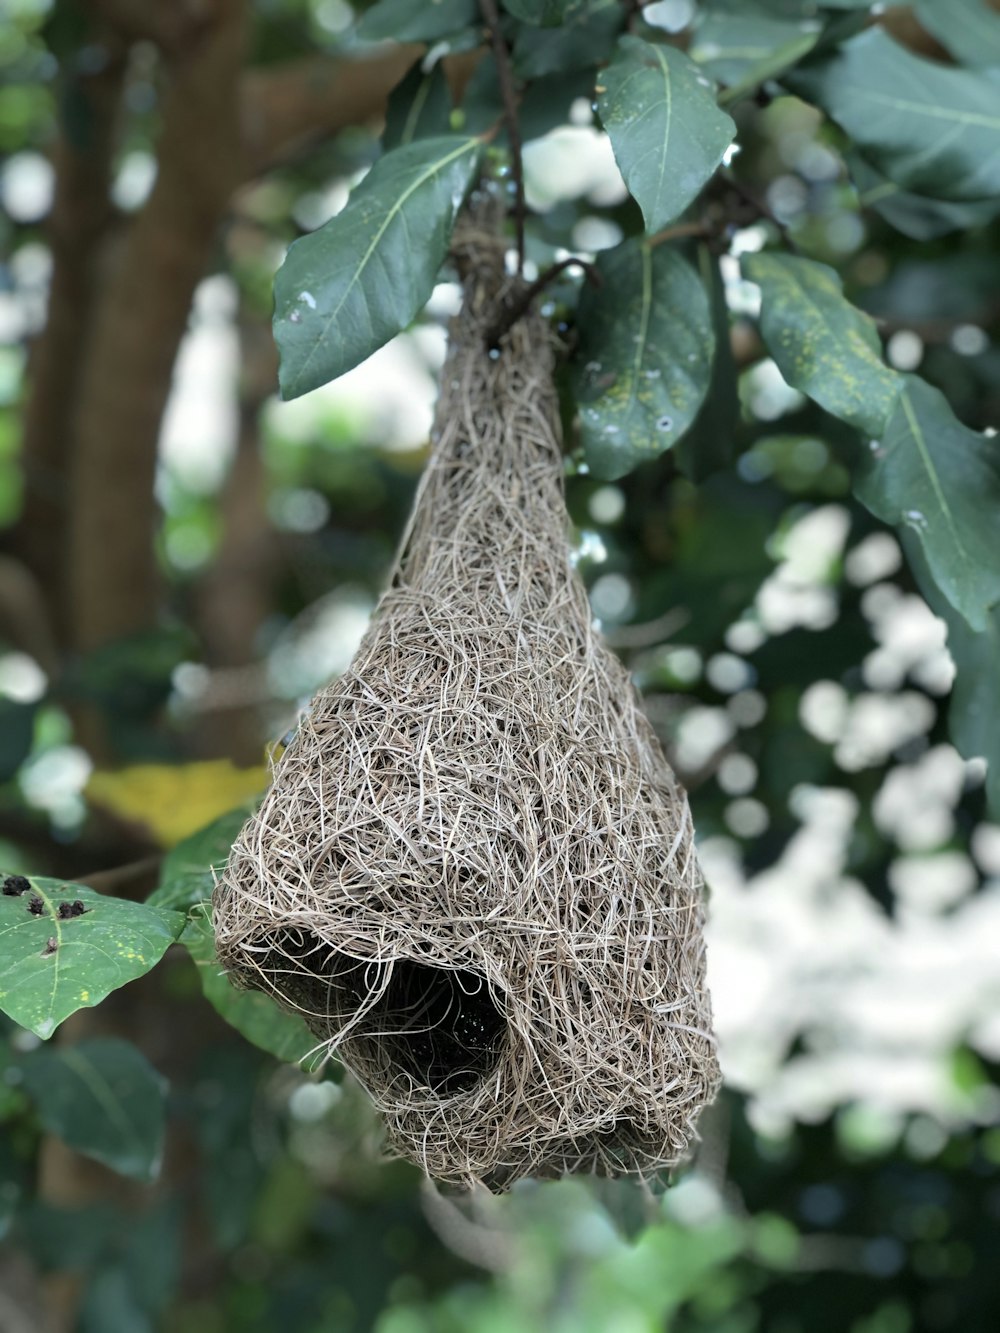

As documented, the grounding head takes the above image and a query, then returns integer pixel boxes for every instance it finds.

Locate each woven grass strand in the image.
[214,225,720,1186]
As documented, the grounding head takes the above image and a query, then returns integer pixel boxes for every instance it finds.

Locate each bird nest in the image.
[214,217,720,1186]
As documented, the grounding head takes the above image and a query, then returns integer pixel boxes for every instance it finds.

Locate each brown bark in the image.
[192,308,278,763]
[241,48,483,178]
[17,41,125,632]
[66,34,452,662]
[241,47,420,176]
[68,0,251,656]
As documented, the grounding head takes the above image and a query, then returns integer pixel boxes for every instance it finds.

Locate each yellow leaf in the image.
[86,760,269,847]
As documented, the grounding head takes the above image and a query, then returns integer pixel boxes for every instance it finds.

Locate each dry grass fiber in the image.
[214,214,720,1185]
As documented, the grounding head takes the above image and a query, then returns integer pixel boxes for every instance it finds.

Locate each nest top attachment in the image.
[215,218,720,1185]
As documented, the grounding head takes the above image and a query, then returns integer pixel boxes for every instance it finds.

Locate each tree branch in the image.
[240,47,421,178]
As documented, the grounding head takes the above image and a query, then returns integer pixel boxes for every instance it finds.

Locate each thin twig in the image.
[648,221,715,248]
[479,0,525,274]
[485,256,602,348]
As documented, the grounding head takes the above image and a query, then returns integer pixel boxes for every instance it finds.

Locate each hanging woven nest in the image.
[214,212,720,1186]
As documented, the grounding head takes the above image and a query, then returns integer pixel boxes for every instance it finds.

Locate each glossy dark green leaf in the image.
[597,37,736,232]
[274,136,481,399]
[914,0,1000,70]
[690,13,821,92]
[743,251,902,438]
[501,0,569,23]
[901,537,1000,820]
[676,248,739,482]
[0,878,184,1040]
[147,803,254,913]
[573,239,714,480]
[357,0,478,43]
[848,150,1000,239]
[18,1038,167,1181]
[856,376,1000,633]
[182,906,323,1071]
[0,698,35,783]
[512,0,622,78]
[383,60,452,150]
[788,29,1000,202]
[943,604,1000,819]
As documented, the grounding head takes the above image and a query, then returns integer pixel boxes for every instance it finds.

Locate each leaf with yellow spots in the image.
[86,760,268,848]
[573,238,715,479]
[0,876,184,1039]
[742,251,902,438]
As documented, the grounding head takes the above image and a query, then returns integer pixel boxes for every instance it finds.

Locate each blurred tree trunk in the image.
[68,0,251,660]
[16,29,126,643]
[11,2,418,763]
[192,303,279,764]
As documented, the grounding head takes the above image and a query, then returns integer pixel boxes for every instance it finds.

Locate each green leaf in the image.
[192,1046,270,1250]
[148,803,254,914]
[512,0,622,78]
[17,1038,167,1181]
[460,61,594,141]
[742,251,902,438]
[0,698,35,783]
[182,907,323,1071]
[383,62,452,151]
[900,537,1000,819]
[675,248,739,482]
[357,0,478,43]
[0,1136,27,1240]
[63,627,192,716]
[788,29,1000,203]
[848,150,1000,239]
[573,239,714,480]
[690,13,821,92]
[856,377,1000,633]
[914,0,1000,70]
[17,1202,118,1271]
[0,878,184,1040]
[274,136,481,400]
[943,604,1000,818]
[597,37,736,233]
[501,0,569,23]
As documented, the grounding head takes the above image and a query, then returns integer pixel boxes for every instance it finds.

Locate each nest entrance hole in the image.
[263,931,506,1095]
[369,960,506,1095]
